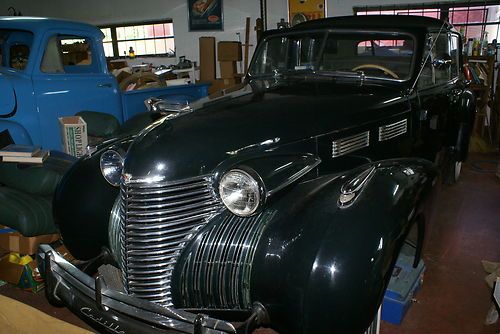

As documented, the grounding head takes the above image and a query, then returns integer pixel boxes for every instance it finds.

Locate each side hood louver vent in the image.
[332,131,370,158]
[378,119,407,141]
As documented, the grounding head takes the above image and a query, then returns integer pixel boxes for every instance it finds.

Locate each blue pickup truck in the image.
[0,17,208,150]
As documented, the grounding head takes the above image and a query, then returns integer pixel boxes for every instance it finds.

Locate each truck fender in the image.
[0,120,33,145]
[250,158,437,334]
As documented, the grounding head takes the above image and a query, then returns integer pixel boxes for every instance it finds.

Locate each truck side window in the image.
[41,35,96,74]
[60,37,93,66]
[41,36,65,73]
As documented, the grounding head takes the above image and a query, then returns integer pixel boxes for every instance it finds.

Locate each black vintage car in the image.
[38,15,475,334]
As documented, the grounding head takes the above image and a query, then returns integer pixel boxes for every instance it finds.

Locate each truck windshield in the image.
[249,31,415,81]
[0,29,34,71]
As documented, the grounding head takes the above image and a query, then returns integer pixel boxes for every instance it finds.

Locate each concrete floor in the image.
[1,153,499,334]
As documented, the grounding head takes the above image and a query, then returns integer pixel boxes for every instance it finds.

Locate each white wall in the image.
[3,0,288,69]
[3,0,456,68]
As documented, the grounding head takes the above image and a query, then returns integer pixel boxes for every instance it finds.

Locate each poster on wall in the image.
[188,0,223,31]
[288,0,326,26]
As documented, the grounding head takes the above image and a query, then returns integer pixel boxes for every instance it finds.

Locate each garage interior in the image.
[0,0,500,333]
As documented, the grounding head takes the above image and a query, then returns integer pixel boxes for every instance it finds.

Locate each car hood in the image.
[124,80,409,181]
[0,72,17,117]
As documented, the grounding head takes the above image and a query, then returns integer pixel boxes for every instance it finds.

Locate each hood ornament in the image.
[338,165,376,208]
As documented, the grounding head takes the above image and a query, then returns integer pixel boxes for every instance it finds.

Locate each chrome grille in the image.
[378,119,407,141]
[332,131,370,157]
[120,175,221,306]
[178,211,274,309]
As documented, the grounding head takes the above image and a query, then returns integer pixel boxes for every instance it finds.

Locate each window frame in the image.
[353,2,500,42]
[99,19,175,59]
[39,33,101,75]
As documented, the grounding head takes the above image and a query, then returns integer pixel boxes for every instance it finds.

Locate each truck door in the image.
[32,32,122,151]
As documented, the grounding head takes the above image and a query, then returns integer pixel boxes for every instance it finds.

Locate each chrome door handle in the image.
[97,83,113,88]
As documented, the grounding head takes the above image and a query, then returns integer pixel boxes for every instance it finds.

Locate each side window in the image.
[60,37,92,66]
[10,44,29,70]
[433,33,451,84]
[449,34,460,79]
[41,35,96,74]
[417,33,451,89]
[417,35,434,89]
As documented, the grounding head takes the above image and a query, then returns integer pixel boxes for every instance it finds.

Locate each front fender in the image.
[0,120,33,145]
[54,137,133,260]
[251,158,437,333]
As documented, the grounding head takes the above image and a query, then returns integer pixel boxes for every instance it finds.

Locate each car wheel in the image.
[444,152,462,185]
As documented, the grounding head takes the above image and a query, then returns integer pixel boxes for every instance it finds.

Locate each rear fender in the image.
[251,158,437,333]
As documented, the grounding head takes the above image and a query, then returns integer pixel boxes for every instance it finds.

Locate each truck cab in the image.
[0,17,123,150]
[0,17,209,151]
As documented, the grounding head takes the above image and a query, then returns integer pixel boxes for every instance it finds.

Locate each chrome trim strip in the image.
[332,131,370,157]
[266,157,321,197]
[378,119,407,141]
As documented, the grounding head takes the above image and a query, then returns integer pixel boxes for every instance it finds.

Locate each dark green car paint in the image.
[52,15,475,333]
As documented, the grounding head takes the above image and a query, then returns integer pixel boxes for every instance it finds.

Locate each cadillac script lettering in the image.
[80,307,125,334]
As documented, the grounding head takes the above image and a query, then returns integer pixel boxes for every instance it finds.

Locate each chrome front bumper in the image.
[37,244,237,334]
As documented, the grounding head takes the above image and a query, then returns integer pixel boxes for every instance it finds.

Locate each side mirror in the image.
[432,53,452,69]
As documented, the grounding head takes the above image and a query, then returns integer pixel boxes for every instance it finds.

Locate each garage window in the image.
[99,20,175,58]
[354,3,500,42]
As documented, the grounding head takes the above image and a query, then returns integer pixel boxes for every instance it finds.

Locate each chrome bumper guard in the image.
[37,244,237,334]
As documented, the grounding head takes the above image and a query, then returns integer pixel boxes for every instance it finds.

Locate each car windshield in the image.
[249,31,415,81]
[0,29,34,71]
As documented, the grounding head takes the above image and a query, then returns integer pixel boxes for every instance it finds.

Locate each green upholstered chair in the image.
[0,152,76,236]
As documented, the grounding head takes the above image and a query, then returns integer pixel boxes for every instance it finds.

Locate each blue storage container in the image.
[381,244,425,325]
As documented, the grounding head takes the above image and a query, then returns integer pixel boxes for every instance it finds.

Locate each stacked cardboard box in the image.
[199,37,243,94]
[217,41,242,89]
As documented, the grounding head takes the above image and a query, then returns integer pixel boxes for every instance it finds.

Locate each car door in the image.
[414,31,455,161]
[32,31,122,151]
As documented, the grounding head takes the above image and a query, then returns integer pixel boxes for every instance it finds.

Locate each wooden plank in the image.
[243,17,251,74]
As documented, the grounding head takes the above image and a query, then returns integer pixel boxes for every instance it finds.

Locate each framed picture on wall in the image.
[288,0,326,26]
[188,0,223,31]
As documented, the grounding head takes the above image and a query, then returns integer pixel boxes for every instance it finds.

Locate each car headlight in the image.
[100,150,123,187]
[219,169,264,217]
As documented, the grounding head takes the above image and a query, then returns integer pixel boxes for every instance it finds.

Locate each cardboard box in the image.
[0,254,44,292]
[217,41,242,61]
[220,61,237,78]
[59,116,88,158]
[0,230,60,255]
[208,78,242,95]
[199,37,216,82]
